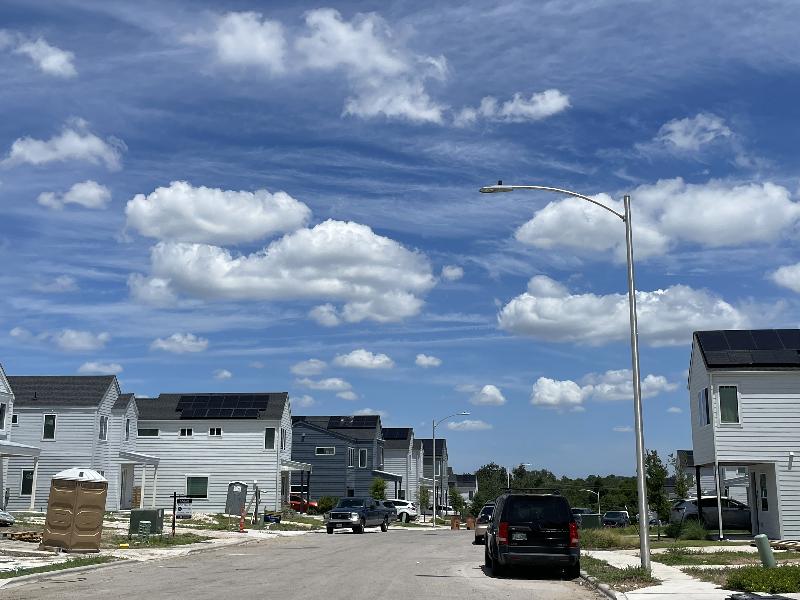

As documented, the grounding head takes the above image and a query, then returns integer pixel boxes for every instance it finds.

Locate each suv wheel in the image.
[484,544,492,568]
[326,526,334,534]
[353,519,365,534]
[380,519,388,532]
[400,512,409,523]
[565,562,581,580]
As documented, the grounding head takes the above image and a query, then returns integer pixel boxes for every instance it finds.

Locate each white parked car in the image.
[388,499,418,522]
[437,505,457,518]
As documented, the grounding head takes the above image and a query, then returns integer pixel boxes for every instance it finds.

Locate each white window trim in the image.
[717,385,742,426]
[347,447,355,468]
[11,414,18,426]
[697,388,711,428]
[209,427,222,437]
[137,428,159,438]
[358,448,368,468]
[99,415,109,441]
[0,403,6,430]
[315,446,335,456]
[185,474,210,500]
[265,427,276,450]
[42,414,57,441]
[125,419,130,441]
[180,427,193,438]
[280,428,287,451]
[20,469,34,496]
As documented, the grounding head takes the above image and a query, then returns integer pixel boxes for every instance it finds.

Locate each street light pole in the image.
[582,489,601,514]
[479,182,651,570]
[432,411,470,529]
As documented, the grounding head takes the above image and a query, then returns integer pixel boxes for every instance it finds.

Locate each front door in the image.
[120,464,134,510]
[751,467,779,539]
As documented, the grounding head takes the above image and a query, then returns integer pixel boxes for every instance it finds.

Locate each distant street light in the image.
[508,462,532,488]
[432,411,470,529]
[582,488,601,515]
[480,181,650,570]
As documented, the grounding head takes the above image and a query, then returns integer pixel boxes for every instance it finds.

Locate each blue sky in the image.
[3,0,800,477]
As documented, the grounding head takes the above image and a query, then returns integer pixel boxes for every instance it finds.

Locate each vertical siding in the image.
[136,418,283,513]
[689,342,715,465]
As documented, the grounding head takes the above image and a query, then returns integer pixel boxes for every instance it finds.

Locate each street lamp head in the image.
[459,411,470,416]
[479,180,514,193]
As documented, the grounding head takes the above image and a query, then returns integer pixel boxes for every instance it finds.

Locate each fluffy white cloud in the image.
[584,369,678,401]
[667,406,683,414]
[613,426,633,433]
[125,181,310,244]
[78,361,122,375]
[291,359,327,376]
[33,275,78,293]
[213,369,232,380]
[499,275,748,347]
[531,377,588,410]
[337,391,358,401]
[447,419,492,431]
[3,119,123,170]
[470,384,506,406]
[515,178,799,262]
[127,274,178,306]
[441,265,464,281]
[308,304,341,327]
[455,90,570,126]
[415,353,442,368]
[354,407,386,418]
[150,332,209,353]
[136,219,435,323]
[334,349,394,369]
[207,12,286,74]
[771,263,800,294]
[297,377,351,392]
[294,394,317,408]
[53,329,110,351]
[14,37,76,77]
[654,113,732,152]
[38,180,111,210]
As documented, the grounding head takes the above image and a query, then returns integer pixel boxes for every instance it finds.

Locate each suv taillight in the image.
[569,521,579,548]
[498,522,509,544]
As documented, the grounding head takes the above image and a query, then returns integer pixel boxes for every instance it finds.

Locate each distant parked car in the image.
[289,494,318,513]
[326,497,389,534]
[388,499,418,523]
[670,497,751,530]
[376,500,398,523]
[571,507,592,526]
[602,511,631,527]
[437,505,457,517]
[0,510,15,527]
[474,502,494,545]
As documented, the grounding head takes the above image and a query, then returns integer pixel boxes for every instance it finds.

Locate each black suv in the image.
[484,490,580,578]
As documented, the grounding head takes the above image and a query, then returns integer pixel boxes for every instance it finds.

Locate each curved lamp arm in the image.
[479,183,625,221]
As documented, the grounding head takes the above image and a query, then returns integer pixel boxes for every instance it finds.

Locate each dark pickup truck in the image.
[326,497,389,534]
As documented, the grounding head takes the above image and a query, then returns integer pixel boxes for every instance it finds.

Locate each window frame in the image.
[185,475,209,499]
[358,448,368,468]
[280,427,287,451]
[264,427,276,450]
[42,414,57,441]
[21,469,34,496]
[125,418,130,441]
[718,385,741,424]
[99,415,109,441]
[347,447,355,468]
[179,427,193,438]
[209,427,222,437]
[0,403,6,430]
[697,388,710,427]
[315,446,335,456]
[11,414,18,426]
[137,428,159,437]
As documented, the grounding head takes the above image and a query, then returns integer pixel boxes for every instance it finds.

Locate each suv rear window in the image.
[504,496,571,526]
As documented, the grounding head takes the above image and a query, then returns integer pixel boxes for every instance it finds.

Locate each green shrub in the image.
[664,523,683,538]
[317,496,339,514]
[725,566,800,593]
[679,519,709,540]
[580,527,638,550]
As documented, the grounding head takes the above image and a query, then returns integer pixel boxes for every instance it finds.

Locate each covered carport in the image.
[0,441,41,510]
[281,459,313,506]
[372,469,403,499]
[121,450,160,508]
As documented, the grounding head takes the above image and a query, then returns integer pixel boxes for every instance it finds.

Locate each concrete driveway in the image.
[2,528,601,600]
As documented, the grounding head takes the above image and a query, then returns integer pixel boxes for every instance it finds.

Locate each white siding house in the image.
[382,427,414,501]
[136,393,306,514]
[689,329,800,539]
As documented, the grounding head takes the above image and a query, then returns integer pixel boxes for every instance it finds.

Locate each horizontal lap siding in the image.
[689,343,715,465]
[383,451,407,499]
[291,425,349,500]
[136,419,281,514]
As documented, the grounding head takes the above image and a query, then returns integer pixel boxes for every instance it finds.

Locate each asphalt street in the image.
[1,528,602,599]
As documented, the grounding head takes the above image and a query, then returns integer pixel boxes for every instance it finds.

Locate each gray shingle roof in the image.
[8,376,116,407]
[420,438,446,457]
[137,393,287,421]
[113,393,135,411]
[453,473,476,487]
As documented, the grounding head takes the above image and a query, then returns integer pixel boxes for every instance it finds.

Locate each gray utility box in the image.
[225,482,248,516]
[129,508,164,535]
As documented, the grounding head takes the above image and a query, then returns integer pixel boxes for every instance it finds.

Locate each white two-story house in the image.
[690,329,800,539]
[382,427,415,502]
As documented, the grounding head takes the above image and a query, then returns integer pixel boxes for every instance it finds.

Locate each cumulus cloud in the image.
[291,359,327,376]
[205,11,286,74]
[667,406,683,414]
[33,275,78,293]
[334,349,394,369]
[498,275,748,347]
[133,219,435,324]
[441,265,464,281]
[770,263,800,294]
[150,332,209,353]
[415,353,442,368]
[213,369,232,380]
[354,407,386,418]
[470,384,506,406]
[294,394,317,407]
[337,391,358,401]
[38,180,111,210]
[53,329,110,351]
[3,119,123,170]
[78,361,122,375]
[308,304,341,327]
[455,89,570,126]
[515,178,799,262]
[127,274,178,306]
[531,377,589,410]
[125,181,310,244]
[297,377,352,392]
[447,419,492,431]
[1,32,76,77]
[653,113,733,152]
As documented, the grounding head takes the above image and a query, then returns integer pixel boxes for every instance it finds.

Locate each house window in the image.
[21,470,34,496]
[180,428,193,437]
[99,416,108,441]
[42,414,56,440]
[760,473,769,511]
[265,428,275,450]
[315,447,335,456]
[719,385,740,424]
[11,414,18,426]
[435,459,441,477]
[209,427,222,437]
[698,388,710,426]
[347,488,355,497]
[125,419,130,441]
[347,448,355,467]
[359,448,368,468]
[0,403,6,429]
[280,428,287,451]
[378,447,384,468]
[186,476,209,499]
[138,428,159,437]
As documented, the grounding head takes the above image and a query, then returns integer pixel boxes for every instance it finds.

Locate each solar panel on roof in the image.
[724,330,755,350]
[697,331,728,351]
[751,330,784,350]
[777,330,800,350]
[383,429,409,440]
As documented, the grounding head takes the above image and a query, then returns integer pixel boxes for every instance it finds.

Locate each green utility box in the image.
[129,508,164,535]
[580,514,602,529]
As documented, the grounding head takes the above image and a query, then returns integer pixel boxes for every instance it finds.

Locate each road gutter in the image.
[580,569,620,600]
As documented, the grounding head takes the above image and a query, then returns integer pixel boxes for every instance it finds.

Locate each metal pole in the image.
[624,194,650,570]
[507,467,510,489]
[432,418,436,529]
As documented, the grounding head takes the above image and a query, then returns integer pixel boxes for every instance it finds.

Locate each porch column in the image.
[140,465,147,509]
[151,465,158,508]
[300,470,305,504]
[29,457,39,512]
[306,470,311,504]
[714,461,724,540]
[394,480,398,498]
[695,465,704,525]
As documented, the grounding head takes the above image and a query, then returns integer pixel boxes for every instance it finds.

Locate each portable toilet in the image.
[41,468,108,553]
[225,481,248,516]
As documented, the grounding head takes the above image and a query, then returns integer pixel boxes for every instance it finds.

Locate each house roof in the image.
[420,438,447,457]
[7,376,116,407]
[113,393,135,411]
[382,427,412,449]
[452,473,476,487]
[293,415,382,440]
[137,393,287,421]
[695,329,800,369]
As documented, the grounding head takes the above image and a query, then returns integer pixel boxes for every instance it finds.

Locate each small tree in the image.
[450,488,466,517]
[645,449,671,521]
[419,486,430,522]
[669,453,691,500]
[370,477,387,500]
[317,496,339,514]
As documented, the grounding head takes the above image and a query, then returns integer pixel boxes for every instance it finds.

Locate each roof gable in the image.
[695,329,800,369]
[0,364,10,396]
[8,375,116,407]
[382,427,413,449]
[420,438,447,457]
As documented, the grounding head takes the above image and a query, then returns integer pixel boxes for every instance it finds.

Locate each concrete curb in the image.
[580,569,619,600]
[0,558,136,590]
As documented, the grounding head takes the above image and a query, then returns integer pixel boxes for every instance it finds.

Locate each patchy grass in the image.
[176,514,238,531]
[580,528,639,550]
[263,522,316,532]
[649,538,750,549]
[104,532,210,548]
[0,555,118,579]
[655,547,800,566]
[687,565,800,593]
[282,515,323,527]
[582,556,660,593]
